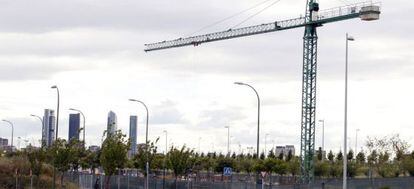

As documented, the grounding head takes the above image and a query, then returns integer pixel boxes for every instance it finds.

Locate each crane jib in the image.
[144,1,380,52]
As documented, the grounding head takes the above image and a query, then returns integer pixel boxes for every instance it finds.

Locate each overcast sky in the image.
[0,0,413,154]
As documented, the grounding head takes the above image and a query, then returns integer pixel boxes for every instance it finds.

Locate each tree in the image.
[133,138,159,172]
[260,152,266,160]
[314,161,329,177]
[100,130,130,189]
[268,150,276,159]
[167,146,193,180]
[278,151,284,160]
[49,139,72,187]
[81,149,101,174]
[327,150,334,162]
[317,147,323,161]
[336,151,343,162]
[348,150,354,161]
[286,150,293,161]
[287,157,300,176]
[356,151,366,164]
[239,158,255,175]
[27,146,46,187]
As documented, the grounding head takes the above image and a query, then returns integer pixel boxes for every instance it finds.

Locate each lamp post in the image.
[344,33,355,189]
[69,108,86,146]
[318,120,325,155]
[30,114,44,147]
[224,126,230,156]
[355,129,360,154]
[51,85,60,140]
[51,85,60,189]
[265,133,270,156]
[198,137,202,154]
[129,99,149,189]
[163,130,167,189]
[234,82,260,158]
[2,120,14,148]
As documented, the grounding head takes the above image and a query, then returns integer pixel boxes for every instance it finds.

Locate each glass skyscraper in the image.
[68,113,80,141]
[43,109,56,147]
[129,115,138,157]
[107,111,117,136]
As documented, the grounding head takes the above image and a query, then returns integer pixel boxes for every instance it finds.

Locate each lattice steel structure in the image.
[144,1,380,184]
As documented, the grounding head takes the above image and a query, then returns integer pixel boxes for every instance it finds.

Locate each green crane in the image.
[144,1,380,183]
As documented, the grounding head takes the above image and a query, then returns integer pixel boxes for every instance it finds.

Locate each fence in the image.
[73,173,414,189]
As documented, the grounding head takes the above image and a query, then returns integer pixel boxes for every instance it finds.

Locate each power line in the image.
[186,0,277,36]
[232,0,283,29]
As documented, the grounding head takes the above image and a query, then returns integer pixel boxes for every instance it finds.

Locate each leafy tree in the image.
[356,151,366,164]
[100,130,130,189]
[27,146,47,187]
[133,138,159,172]
[231,152,236,159]
[81,149,101,174]
[287,157,300,176]
[336,151,343,162]
[49,139,72,187]
[167,146,193,179]
[327,151,334,162]
[260,152,265,160]
[286,150,293,162]
[273,159,288,176]
[214,157,235,173]
[314,161,329,177]
[347,150,354,161]
[268,150,276,159]
[239,158,255,175]
[278,151,284,160]
[317,147,323,161]
[402,156,414,176]
[253,159,265,173]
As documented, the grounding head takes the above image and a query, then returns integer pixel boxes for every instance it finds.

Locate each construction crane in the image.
[144,0,381,183]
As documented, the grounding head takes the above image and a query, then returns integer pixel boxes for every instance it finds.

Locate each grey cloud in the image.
[150,100,187,125]
[0,59,80,81]
[197,106,246,128]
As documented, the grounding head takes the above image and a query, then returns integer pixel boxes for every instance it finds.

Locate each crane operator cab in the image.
[360,5,381,21]
[310,2,320,21]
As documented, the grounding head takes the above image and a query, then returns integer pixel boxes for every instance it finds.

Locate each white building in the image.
[275,145,296,158]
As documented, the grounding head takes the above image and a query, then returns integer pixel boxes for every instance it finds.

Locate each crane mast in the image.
[301,0,319,183]
[144,1,380,184]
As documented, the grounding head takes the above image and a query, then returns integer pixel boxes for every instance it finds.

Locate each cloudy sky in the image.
[0,0,412,154]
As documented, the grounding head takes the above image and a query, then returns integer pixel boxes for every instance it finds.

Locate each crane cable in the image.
[186,0,279,36]
[231,0,283,29]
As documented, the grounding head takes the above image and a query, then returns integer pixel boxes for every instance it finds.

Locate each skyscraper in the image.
[43,109,56,147]
[107,111,117,136]
[68,113,80,141]
[129,115,138,157]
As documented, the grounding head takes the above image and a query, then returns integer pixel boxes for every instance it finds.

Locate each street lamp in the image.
[69,108,86,146]
[51,85,60,189]
[318,120,325,154]
[343,33,355,189]
[355,129,360,154]
[234,82,260,159]
[224,126,230,156]
[30,114,44,147]
[163,130,167,189]
[265,133,270,156]
[198,137,202,154]
[129,98,149,189]
[51,85,60,140]
[2,120,14,148]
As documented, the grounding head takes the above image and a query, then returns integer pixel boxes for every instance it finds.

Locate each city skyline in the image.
[0,0,412,154]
